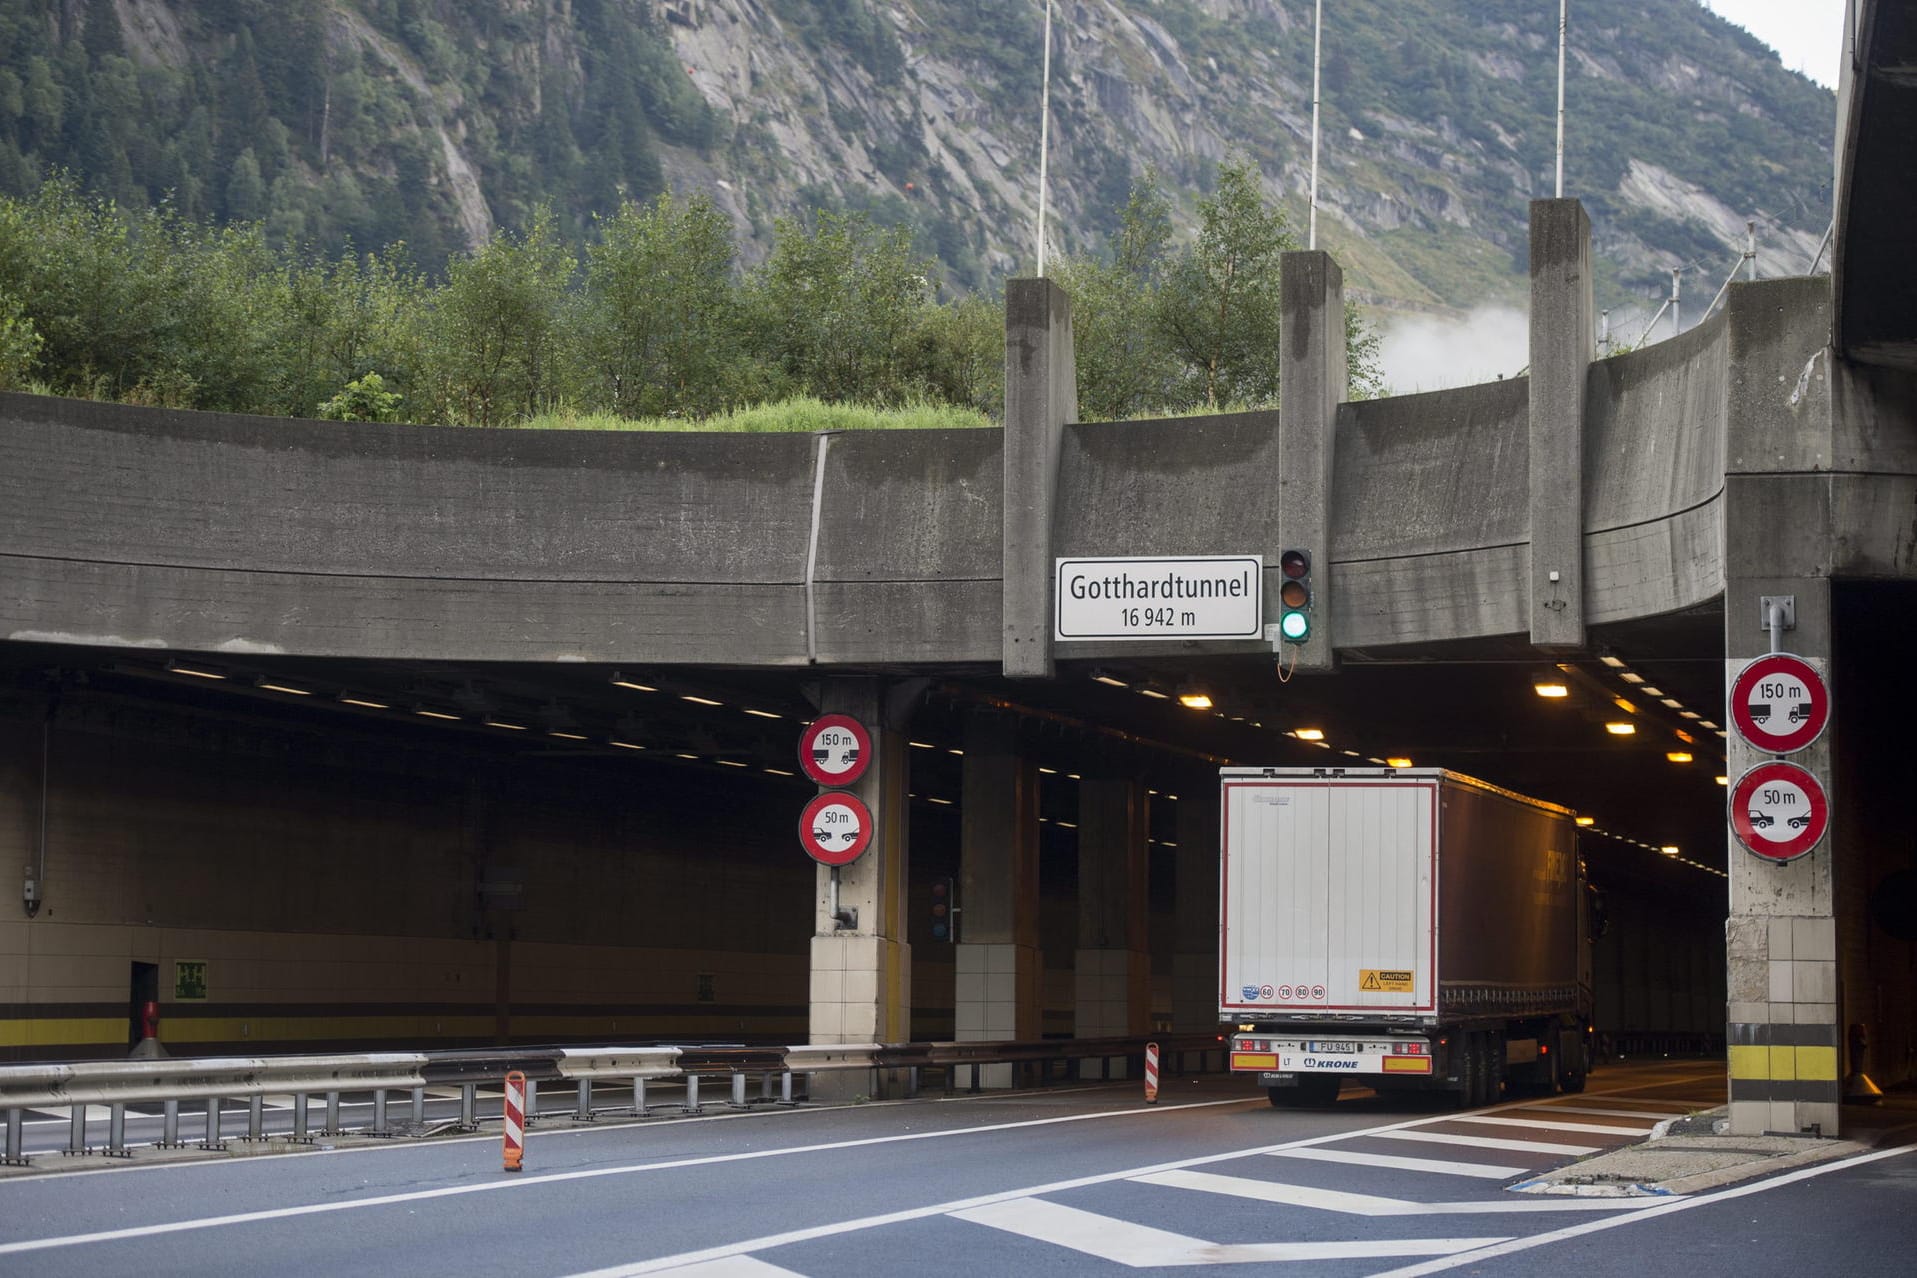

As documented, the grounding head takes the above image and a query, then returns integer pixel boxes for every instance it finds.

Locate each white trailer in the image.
[1220,767,1592,1106]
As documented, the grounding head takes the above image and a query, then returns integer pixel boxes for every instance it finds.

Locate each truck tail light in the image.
[1391,1041,1428,1055]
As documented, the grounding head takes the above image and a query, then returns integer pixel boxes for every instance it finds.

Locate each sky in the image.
[1701,0,1846,88]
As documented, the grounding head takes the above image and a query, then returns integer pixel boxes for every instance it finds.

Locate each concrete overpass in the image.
[3,1,1911,1137]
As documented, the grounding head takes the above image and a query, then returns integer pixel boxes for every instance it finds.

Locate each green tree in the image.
[1153,156,1295,409]
[426,208,575,426]
[575,192,742,419]
[746,209,932,405]
[1058,173,1182,421]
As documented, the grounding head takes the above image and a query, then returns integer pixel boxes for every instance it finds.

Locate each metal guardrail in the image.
[0,1032,1228,1167]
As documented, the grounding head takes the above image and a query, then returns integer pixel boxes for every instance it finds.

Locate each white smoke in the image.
[1375,307,1529,395]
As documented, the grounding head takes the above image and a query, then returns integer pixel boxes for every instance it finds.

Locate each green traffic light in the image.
[1280,611,1310,642]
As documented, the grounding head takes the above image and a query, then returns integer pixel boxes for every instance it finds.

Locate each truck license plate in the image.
[1306,1040,1360,1053]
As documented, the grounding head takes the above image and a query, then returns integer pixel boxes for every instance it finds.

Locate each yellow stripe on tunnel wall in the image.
[1728,1043,1838,1082]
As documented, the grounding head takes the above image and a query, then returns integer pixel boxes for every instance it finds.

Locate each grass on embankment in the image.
[519,396,994,433]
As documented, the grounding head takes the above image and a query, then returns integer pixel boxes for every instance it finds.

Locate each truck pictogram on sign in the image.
[1729,653,1828,754]
[1728,760,1828,862]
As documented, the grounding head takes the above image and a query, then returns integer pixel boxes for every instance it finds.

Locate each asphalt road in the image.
[1,1060,1906,1277]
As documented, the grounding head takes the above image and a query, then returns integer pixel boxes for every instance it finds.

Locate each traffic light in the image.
[1278,549,1313,642]
[930,877,955,942]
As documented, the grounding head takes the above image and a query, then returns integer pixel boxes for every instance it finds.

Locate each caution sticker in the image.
[1359,969,1415,992]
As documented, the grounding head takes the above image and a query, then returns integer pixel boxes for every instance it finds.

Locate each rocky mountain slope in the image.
[0,0,1836,312]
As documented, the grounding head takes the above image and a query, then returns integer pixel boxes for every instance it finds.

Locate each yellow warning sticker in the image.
[1359,969,1415,992]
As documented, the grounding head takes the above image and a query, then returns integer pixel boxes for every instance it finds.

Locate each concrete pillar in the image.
[1276,250,1346,671]
[1722,277,1840,1137]
[956,711,1041,1086]
[1075,773,1149,1074]
[808,679,910,1097]
[1170,783,1222,1032]
[1528,198,1594,650]
[1003,277,1077,679]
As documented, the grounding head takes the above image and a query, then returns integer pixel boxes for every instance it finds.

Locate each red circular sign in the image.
[798,714,872,786]
[799,791,873,866]
[1729,761,1828,862]
[1729,653,1828,754]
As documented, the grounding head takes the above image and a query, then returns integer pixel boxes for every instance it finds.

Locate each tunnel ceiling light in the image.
[1067,773,1083,780]
[1674,729,1695,744]
[1604,722,1636,735]
[1178,690,1214,710]
[1137,687,1170,699]
[765,767,795,777]
[1055,820,1077,829]
[1619,671,1645,684]
[610,740,646,750]
[257,680,312,696]
[681,695,723,707]
[1534,682,1570,698]
[484,719,527,731]
[1038,766,1058,775]
[166,660,227,680]
[1165,793,1178,801]
[1715,775,1729,786]
[415,706,460,721]
[1092,670,1129,688]
[675,752,700,760]
[743,708,782,720]
[610,673,657,692]
[948,748,964,756]
[1368,757,1388,765]
[1293,728,1326,741]
[1666,751,1693,763]
[1660,845,1680,857]
[340,694,390,709]
[1662,698,1683,709]
[1385,756,1412,768]
[1639,687,1663,697]
[927,796,953,805]
[716,759,748,768]
[1613,697,1637,714]
[1599,656,1627,669]
[1679,710,1702,720]
[910,741,936,749]
[548,730,588,741]
[1575,816,1596,827]
[1699,720,1719,730]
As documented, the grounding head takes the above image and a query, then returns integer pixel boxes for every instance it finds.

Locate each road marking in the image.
[949,1198,1506,1267]
[1373,1130,1597,1156]
[1526,1104,1689,1120]
[1136,1170,1662,1215]
[0,1096,1255,1255]
[1367,1144,1917,1278]
[1269,1147,1527,1179]
[653,1259,802,1277]
[1458,1116,1652,1137]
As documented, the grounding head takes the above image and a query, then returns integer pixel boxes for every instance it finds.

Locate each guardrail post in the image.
[161,1099,181,1147]
[204,1097,225,1150]
[107,1103,130,1157]
[323,1091,340,1136]
[247,1095,264,1141]
[4,1108,23,1165]
[524,1079,538,1127]
[576,1079,593,1121]
[460,1083,477,1130]
[66,1104,86,1155]
[293,1093,310,1143]
[730,1074,746,1108]
[780,1072,793,1105]
[411,1086,425,1127]
[371,1088,388,1136]
[634,1076,648,1116]
[907,1066,920,1098]
[685,1075,701,1114]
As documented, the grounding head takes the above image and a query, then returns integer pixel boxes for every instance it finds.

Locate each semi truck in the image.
[1221,767,1592,1107]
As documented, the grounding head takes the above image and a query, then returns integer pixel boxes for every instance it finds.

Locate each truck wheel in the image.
[1482,1033,1505,1105]
[1268,1087,1301,1108]
[1560,1042,1588,1094]
[1455,1034,1481,1109]
[1298,1075,1341,1107]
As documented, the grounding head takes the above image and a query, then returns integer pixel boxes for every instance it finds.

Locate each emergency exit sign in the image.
[1055,556,1263,641]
